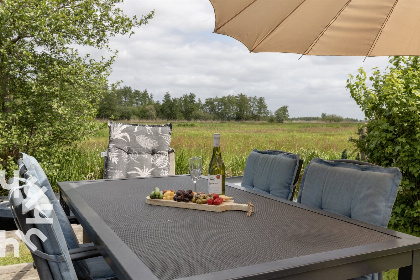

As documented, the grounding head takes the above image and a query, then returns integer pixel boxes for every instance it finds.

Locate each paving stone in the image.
[0,224,84,280]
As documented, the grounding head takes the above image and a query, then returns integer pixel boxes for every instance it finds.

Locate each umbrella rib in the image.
[366,0,399,58]
[303,0,353,55]
[250,0,307,52]
[214,0,258,32]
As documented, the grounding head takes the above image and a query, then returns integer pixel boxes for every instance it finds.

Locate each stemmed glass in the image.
[189,157,202,192]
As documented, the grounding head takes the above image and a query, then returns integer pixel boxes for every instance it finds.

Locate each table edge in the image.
[58,176,420,280]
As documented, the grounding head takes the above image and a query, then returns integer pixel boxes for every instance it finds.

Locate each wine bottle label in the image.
[208,174,223,194]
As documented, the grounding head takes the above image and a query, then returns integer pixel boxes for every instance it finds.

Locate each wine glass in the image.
[189,157,202,192]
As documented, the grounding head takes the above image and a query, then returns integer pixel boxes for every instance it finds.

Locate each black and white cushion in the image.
[104,121,172,179]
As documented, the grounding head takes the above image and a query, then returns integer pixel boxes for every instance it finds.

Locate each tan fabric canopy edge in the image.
[210,0,420,57]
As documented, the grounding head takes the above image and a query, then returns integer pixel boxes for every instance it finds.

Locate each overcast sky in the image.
[97,0,392,120]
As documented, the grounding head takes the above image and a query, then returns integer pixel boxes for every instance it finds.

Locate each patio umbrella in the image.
[209,0,420,56]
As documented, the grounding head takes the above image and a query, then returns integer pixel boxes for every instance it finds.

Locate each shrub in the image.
[347,56,420,235]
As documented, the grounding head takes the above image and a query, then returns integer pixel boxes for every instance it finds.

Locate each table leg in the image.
[399,266,412,279]
[59,191,71,216]
[413,250,420,280]
[83,228,92,244]
[399,250,420,280]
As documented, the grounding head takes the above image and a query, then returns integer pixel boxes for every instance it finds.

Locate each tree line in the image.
[96,86,362,123]
[97,86,289,122]
[288,114,361,123]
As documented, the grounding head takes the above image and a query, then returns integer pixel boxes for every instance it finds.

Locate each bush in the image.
[347,56,420,235]
[267,115,276,123]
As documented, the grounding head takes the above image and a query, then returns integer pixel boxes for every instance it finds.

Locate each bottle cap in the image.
[213,133,220,147]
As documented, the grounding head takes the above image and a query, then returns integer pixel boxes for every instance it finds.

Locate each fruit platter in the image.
[146,188,255,216]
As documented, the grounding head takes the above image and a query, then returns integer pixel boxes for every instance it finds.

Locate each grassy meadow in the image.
[47,121,362,191]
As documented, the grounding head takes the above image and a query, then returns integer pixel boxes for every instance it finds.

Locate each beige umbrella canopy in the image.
[209,0,420,56]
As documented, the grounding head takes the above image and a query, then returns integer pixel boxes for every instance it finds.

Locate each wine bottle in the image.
[208,133,225,194]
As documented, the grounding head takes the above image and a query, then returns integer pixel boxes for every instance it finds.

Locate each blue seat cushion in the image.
[241,149,300,200]
[297,158,401,228]
[105,122,172,179]
[75,244,115,280]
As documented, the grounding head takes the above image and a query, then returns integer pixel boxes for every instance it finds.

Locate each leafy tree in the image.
[249,96,258,120]
[191,109,212,121]
[267,113,276,123]
[191,98,209,120]
[235,93,251,121]
[97,89,272,122]
[217,95,236,121]
[97,90,119,120]
[346,56,420,235]
[180,93,197,121]
[0,0,153,188]
[202,94,269,121]
[143,105,157,120]
[160,93,183,120]
[117,105,134,120]
[160,92,173,120]
[203,97,217,118]
[256,97,269,121]
[321,113,344,122]
[171,98,184,120]
[134,89,154,107]
[117,86,136,106]
[152,101,162,119]
[274,106,289,123]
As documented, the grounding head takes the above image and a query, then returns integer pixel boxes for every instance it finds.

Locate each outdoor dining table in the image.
[58,175,420,280]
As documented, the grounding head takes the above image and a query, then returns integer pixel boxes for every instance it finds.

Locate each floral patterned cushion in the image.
[104,121,172,179]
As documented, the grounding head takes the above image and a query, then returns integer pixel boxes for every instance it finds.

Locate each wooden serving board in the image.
[146,196,255,216]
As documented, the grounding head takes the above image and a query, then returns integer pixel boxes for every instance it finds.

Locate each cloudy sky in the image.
[99,0,392,120]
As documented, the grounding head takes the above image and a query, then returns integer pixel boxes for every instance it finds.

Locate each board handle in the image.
[247,202,255,217]
[230,202,255,216]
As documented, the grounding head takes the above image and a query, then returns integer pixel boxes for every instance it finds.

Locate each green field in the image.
[47,121,362,191]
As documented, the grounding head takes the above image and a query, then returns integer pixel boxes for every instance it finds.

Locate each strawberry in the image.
[213,198,222,205]
[207,198,214,205]
[212,194,219,199]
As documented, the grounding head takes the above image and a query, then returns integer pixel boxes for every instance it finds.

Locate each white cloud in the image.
[96,0,392,120]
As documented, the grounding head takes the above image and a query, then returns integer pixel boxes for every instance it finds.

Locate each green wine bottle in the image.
[208,133,225,194]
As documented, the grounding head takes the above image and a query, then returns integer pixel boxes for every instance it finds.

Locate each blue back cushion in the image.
[21,153,80,250]
[10,184,78,280]
[297,158,401,227]
[241,149,300,200]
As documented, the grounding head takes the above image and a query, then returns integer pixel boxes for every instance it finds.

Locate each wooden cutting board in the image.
[146,196,255,216]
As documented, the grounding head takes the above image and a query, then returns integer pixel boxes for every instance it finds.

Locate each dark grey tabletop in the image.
[59,176,420,280]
